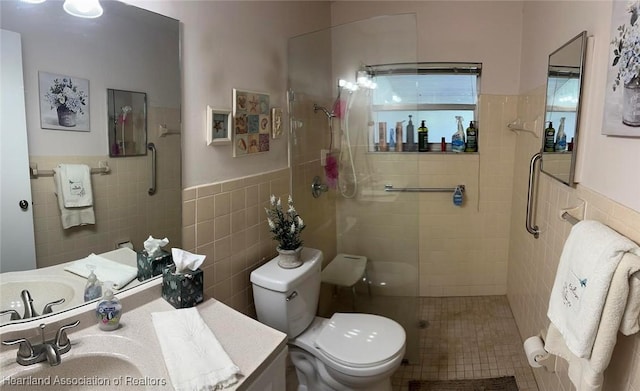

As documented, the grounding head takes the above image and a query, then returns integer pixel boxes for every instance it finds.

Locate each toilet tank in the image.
[250,247,323,338]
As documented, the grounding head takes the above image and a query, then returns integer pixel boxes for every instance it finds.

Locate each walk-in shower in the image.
[289,13,420,363]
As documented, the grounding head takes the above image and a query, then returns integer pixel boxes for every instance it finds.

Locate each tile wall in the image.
[30,106,181,268]
[181,168,290,316]
[507,89,640,390]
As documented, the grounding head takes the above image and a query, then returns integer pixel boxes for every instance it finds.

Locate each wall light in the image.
[63,0,103,19]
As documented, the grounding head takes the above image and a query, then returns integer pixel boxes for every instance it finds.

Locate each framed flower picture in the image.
[206,106,231,145]
[232,88,270,156]
[38,71,90,131]
[603,0,640,136]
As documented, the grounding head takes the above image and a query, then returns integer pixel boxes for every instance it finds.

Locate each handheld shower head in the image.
[313,103,335,119]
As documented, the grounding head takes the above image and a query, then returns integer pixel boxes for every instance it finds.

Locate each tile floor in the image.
[286,295,539,391]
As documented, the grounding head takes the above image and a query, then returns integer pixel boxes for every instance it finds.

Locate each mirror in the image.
[540,31,587,186]
[108,89,148,157]
[0,0,181,325]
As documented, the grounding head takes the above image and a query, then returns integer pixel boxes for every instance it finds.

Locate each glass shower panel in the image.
[288,14,420,363]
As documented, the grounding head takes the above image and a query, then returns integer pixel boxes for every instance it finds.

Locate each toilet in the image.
[250,247,406,391]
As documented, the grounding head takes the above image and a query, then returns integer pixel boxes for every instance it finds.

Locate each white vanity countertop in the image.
[0,280,287,391]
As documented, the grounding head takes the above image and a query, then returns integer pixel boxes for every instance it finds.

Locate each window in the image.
[368,63,481,150]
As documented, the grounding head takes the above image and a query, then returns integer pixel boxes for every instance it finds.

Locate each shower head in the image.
[313,103,335,119]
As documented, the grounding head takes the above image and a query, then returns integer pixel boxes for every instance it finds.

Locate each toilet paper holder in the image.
[524,332,555,373]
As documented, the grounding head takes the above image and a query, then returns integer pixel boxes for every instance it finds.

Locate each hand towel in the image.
[152,307,240,391]
[64,253,138,290]
[53,166,95,229]
[57,163,93,207]
[545,252,640,391]
[547,220,640,358]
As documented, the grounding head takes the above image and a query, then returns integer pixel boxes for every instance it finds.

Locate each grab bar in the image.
[148,143,156,195]
[384,184,465,193]
[526,152,542,238]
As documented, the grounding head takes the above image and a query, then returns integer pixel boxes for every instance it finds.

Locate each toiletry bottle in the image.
[418,120,429,152]
[84,264,102,302]
[378,122,388,152]
[406,115,415,151]
[451,116,466,153]
[96,281,122,331]
[395,122,403,152]
[465,121,478,152]
[554,117,567,152]
[544,122,555,152]
[389,129,396,151]
[568,137,574,151]
[453,186,464,206]
[441,137,446,152]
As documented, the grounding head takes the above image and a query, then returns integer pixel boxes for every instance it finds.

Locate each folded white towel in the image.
[545,252,640,391]
[53,166,95,229]
[57,163,93,207]
[152,307,240,391]
[547,220,640,358]
[64,253,138,290]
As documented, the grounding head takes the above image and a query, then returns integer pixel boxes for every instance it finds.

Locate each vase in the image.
[276,247,303,269]
[622,77,640,127]
[57,106,77,127]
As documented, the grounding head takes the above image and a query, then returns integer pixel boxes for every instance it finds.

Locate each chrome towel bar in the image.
[384,184,465,193]
[29,162,110,178]
[561,211,580,226]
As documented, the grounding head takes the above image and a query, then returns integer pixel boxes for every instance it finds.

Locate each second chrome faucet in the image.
[1,320,80,366]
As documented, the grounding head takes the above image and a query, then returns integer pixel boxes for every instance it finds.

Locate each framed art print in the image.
[206,106,231,145]
[39,71,90,131]
[232,88,270,156]
[603,0,640,136]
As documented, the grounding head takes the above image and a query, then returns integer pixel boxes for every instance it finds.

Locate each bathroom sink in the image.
[0,275,82,319]
[0,334,170,391]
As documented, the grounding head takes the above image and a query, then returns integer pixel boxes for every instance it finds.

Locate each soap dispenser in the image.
[96,281,122,331]
[84,264,102,302]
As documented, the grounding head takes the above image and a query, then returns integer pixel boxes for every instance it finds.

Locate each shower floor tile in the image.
[391,296,538,391]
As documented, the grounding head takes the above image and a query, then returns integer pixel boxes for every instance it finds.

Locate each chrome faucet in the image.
[0,290,65,321]
[1,320,80,366]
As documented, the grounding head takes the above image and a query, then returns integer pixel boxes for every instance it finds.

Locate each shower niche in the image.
[108,88,148,157]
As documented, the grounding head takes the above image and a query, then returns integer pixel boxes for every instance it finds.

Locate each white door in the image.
[1,29,37,272]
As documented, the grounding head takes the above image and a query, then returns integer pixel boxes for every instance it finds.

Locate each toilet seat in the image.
[290,314,406,377]
[315,313,405,368]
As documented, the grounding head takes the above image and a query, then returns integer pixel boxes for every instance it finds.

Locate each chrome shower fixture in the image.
[313,103,335,119]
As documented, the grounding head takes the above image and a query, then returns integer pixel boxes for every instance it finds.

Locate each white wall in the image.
[520,0,640,213]
[128,1,332,188]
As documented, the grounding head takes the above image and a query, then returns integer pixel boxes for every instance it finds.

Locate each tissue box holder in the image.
[137,250,173,281]
[162,266,204,308]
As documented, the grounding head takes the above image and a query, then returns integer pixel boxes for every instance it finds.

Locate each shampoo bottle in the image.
[418,120,429,152]
[465,121,478,152]
[96,281,122,331]
[406,115,415,151]
[451,116,466,153]
[84,264,102,302]
[544,122,555,152]
[554,117,567,152]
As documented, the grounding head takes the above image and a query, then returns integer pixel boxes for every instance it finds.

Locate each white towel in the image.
[64,253,138,290]
[53,165,95,229]
[57,163,93,207]
[545,252,640,391]
[152,307,240,391]
[547,220,640,358]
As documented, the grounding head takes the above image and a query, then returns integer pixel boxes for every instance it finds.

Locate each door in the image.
[1,29,37,272]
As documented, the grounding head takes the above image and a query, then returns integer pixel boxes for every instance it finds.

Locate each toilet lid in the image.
[315,313,405,368]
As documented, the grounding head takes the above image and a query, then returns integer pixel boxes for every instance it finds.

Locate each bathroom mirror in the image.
[540,31,587,186]
[0,0,181,325]
[108,89,148,157]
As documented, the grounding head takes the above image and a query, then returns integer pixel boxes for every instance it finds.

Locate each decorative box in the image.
[161,266,204,308]
[137,250,173,282]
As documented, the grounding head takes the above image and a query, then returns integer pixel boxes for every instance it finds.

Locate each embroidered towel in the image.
[547,220,640,358]
[53,166,95,229]
[57,163,93,207]
[64,253,138,290]
[545,252,640,391]
[152,307,240,391]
